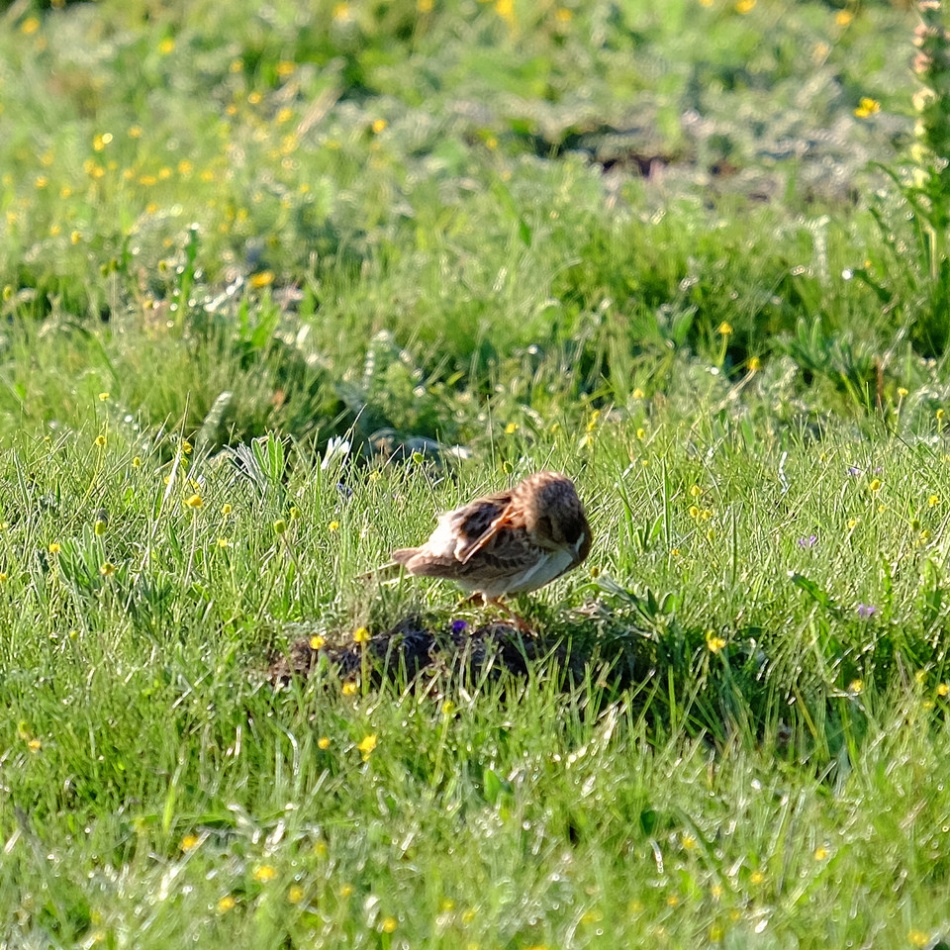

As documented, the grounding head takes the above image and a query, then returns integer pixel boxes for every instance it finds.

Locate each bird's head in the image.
[518,472,592,562]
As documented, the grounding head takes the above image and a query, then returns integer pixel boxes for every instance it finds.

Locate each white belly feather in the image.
[466,547,575,598]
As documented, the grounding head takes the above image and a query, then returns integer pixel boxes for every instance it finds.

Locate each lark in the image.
[390,471,591,610]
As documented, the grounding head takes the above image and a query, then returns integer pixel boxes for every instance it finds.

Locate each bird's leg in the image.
[458,592,534,633]
[486,596,534,634]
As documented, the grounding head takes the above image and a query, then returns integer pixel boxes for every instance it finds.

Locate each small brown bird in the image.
[391,471,591,604]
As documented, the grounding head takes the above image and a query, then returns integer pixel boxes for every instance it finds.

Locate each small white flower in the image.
[321,436,352,470]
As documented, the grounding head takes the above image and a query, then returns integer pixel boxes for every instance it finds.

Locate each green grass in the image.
[3,0,950,946]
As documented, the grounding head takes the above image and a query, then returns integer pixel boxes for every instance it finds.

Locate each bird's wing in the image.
[450,491,515,563]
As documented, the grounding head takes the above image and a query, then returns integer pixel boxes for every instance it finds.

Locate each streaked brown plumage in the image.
[391,471,591,601]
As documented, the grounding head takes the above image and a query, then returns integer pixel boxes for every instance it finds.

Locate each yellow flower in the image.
[158,37,175,54]
[814,845,829,860]
[318,736,331,749]
[854,97,881,119]
[273,519,287,535]
[868,479,882,493]
[94,520,107,537]
[288,885,305,904]
[95,435,107,448]
[277,61,296,78]
[749,869,765,885]
[418,0,434,11]
[253,865,277,883]
[735,0,755,10]
[681,834,697,850]
[848,679,863,694]
[221,503,232,515]
[309,635,326,650]
[371,118,388,134]
[217,895,236,913]
[748,356,761,372]
[353,627,370,644]
[381,917,398,934]
[847,517,858,529]
[494,0,515,25]
[328,520,340,532]
[21,16,41,35]
[632,388,645,399]
[342,681,359,696]
[180,834,200,851]
[357,734,378,757]
[835,9,853,26]
[929,495,939,507]
[216,538,231,548]
[340,883,354,898]
[689,485,703,498]
[0,573,7,583]
[99,562,116,577]
[909,931,931,949]
[706,632,727,653]
[897,387,909,398]
[938,408,946,421]
[332,2,352,21]
[48,543,61,554]
[250,271,274,288]
[717,321,733,336]
[28,738,42,753]
[937,683,949,697]
[689,505,700,519]
[636,427,646,440]
[184,494,203,509]
[93,133,113,152]
[504,422,519,435]
[554,7,573,23]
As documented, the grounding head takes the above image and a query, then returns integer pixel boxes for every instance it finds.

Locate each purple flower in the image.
[798,535,818,548]
[856,603,876,620]
[451,619,469,634]
[847,466,864,477]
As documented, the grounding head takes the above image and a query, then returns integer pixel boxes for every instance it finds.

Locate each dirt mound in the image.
[267,614,580,687]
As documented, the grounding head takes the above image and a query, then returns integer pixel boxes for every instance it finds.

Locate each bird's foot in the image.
[486,597,534,634]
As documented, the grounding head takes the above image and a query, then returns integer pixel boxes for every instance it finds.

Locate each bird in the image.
[389,471,591,615]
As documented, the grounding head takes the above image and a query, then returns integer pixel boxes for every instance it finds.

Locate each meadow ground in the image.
[2,0,950,946]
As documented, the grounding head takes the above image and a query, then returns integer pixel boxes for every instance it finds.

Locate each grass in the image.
[3,0,950,946]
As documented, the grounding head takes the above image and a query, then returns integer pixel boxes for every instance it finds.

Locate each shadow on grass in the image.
[265,574,950,778]
[267,597,776,746]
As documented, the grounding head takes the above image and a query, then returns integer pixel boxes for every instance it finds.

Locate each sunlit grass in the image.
[3,0,950,946]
